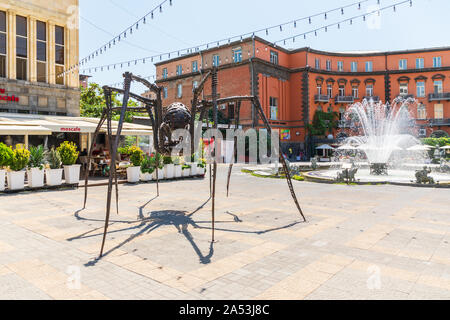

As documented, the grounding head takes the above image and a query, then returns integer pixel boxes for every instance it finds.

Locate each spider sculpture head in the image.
[159,102,192,155]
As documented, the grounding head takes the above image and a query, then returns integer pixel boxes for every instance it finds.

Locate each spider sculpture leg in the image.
[226,101,241,197]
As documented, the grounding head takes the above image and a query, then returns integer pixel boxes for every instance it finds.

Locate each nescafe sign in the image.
[0,89,19,102]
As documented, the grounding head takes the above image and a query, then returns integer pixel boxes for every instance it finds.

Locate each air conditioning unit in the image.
[220,105,226,110]
[419,129,426,137]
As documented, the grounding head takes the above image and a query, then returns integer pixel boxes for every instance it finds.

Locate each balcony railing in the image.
[429,118,450,126]
[314,94,330,103]
[335,95,354,103]
[362,96,380,102]
[428,92,450,101]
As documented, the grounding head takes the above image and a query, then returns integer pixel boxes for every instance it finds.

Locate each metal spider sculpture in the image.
[83,68,306,258]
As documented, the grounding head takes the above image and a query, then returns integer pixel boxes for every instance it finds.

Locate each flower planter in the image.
[7,171,25,190]
[27,168,45,188]
[63,165,81,185]
[0,169,5,191]
[152,168,165,180]
[197,166,206,176]
[190,164,198,176]
[140,172,153,182]
[164,164,175,179]
[46,168,63,186]
[182,168,191,177]
[126,166,141,183]
[174,165,182,178]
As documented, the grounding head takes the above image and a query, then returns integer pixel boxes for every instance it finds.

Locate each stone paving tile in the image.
[1,165,450,299]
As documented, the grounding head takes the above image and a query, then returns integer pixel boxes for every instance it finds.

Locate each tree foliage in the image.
[307,110,339,136]
[80,83,144,123]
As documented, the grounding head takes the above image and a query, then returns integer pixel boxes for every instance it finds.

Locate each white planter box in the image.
[190,164,198,176]
[7,171,25,190]
[152,168,165,180]
[27,168,45,188]
[0,169,5,191]
[174,165,182,178]
[64,165,81,185]
[182,168,191,177]
[46,168,63,186]
[164,164,175,179]
[140,171,153,182]
[126,166,140,183]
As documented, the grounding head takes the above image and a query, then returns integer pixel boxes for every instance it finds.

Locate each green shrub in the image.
[45,148,62,169]
[10,145,30,171]
[28,145,45,170]
[140,156,155,174]
[292,175,305,181]
[182,164,191,170]
[163,156,173,165]
[150,153,164,169]
[57,141,79,165]
[197,158,207,168]
[127,146,144,167]
[0,143,13,169]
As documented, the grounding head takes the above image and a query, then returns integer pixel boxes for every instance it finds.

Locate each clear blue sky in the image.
[79,0,449,93]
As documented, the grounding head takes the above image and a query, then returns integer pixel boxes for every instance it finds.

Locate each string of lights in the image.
[59,0,174,78]
[274,0,413,45]
[76,0,377,76]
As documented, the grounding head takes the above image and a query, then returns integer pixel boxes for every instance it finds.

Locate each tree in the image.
[306,110,339,136]
[80,83,144,123]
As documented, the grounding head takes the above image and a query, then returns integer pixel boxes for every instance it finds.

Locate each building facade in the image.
[154,36,450,156]
[0,0,80,117]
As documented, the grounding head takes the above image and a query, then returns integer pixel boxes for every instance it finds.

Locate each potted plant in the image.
[45,148,63,186]
[151,153,165,180]
[57,141,80,185]
[7,144,30,190]
[27,145,45,188]
[140,155,154,182]
[182,164,191,177]
[0,143,13,191]
[163,156,174,179]
[173,157,182,178]
[126,146,144,183]
[197,158,207,176]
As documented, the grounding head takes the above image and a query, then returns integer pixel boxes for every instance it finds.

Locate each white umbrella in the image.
[440,145,450,150]
[356,144,373,150]
[316,144,335,150]
[337,145,356,150]
[407,145,432,151]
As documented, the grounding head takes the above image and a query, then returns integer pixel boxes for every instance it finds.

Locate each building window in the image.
[228,103,235,120]
[337,61,343,72]
[434,80,443,94]
[434,104,443,119]
[338,85,345,96]
[212,54,220,67]
[176,65,182,76]
[317,85,322,95]
[162,68,168,79]
[270,51,278,65]
[55,25,65,85]
[365,61,373,72]
[399,83,408,96]
[16,15,28,81]
[163,87,168,99]
[327,84,333,98]
[417,103,426,120]
[399,59,407,70]
[433,57,442,68]
[352,87,358,98]
[416,81,425,97]
[176,83,182,98]
[366,84,374,97]
[0,11,6,78]
[326,60,331,71]
[193,80,198,89]
[416,58,424,69]
[269,97,278,120]
[351,62,357,72]
[36,21,47,83]
[233,48,242,63]
[192,61,198,72]
[315,58,320,69]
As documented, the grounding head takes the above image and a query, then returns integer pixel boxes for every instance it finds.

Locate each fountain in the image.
[304,98,450,186]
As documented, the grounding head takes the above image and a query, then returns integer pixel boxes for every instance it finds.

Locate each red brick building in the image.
[154,36,450,157]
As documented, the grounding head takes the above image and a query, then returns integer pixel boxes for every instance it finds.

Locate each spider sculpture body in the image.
[83,68,306,258]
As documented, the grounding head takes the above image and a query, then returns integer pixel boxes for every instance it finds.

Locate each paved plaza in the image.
[0,165,449,300]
